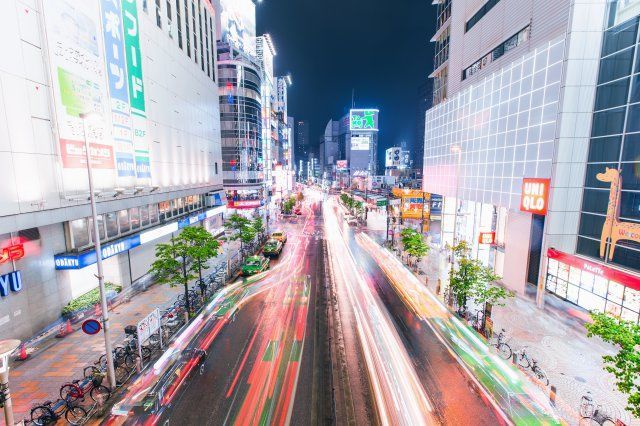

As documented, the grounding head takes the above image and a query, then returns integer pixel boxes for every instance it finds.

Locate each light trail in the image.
[356,231,564,425]
[323,197,437,426]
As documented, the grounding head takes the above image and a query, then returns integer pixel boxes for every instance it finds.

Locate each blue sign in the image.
[116,153,136,177]
[135,155,151,178]
[101,0,129,103]
[82,319,102,335]
[54,234,141,270]
[0,271,22,297]
[430,194,443,215]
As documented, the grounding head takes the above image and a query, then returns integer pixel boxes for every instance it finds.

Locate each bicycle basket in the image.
[124,325,137,335]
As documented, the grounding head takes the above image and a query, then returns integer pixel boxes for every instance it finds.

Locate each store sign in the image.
[0,244,25,264]
[351,136,371,151]
[478,232,496,245]
[220,0,256,55]
[350,109,379,131]
[520,178,550,215]
[229,200,263,209]
[336,160,348,171]
[547,249,640,292]
[0,271,23,297]
[430,195,443,216]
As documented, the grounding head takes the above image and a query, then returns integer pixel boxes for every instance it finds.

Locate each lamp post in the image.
[80,113,117,389]
[450,145,462,272]
[0,339,20,426]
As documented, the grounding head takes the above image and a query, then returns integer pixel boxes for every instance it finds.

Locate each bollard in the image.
[436,279,441,295]
[512,352,518,365]
[550,385,557,407]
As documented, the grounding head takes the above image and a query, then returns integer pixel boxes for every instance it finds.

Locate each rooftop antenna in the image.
[351,88,355,109]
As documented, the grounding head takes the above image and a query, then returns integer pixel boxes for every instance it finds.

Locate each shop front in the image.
[545,249,640,324]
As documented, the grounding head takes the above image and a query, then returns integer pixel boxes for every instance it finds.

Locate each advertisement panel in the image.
[42,0,115,190]
[520,178,550,215]
[350,109,379,131]
[351,136,371,151]
[392,189,429,220]
[336,160,348,171]
[220,0,256,56]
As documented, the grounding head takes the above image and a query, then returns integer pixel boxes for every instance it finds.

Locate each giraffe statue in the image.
[596,167,640,260]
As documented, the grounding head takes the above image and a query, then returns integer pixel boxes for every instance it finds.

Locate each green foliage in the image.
[61,283,121,316]
[227,213,251,232]
[586,311,640,417]
[252,217,264,235]
[240,224,257,244]
[400,228,430,267]
[181,226,220,284]
[283,197,296,214]
[448,241,511,313]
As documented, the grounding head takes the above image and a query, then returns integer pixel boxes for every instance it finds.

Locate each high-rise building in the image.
[430,0,451,105]
[416,80,433,169]
[424,0,640,321]
[0,0,225,340]
[295,120,310,166]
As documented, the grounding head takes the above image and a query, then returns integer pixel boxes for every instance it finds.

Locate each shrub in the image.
[61,283,122,317]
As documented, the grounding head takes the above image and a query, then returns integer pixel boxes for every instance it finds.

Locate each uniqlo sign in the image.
[478,232,495,245]
[520,178,551,215]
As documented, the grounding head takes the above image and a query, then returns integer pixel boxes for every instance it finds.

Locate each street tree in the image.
[586,311,640,417]
[252,217,264,240]
[181,227,221,296]
[151,233,197,320]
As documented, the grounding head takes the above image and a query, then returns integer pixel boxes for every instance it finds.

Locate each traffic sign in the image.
[82,319,101,335]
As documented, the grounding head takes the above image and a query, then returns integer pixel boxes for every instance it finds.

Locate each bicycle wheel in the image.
[90,384,111,404]
[30,405,55,425]
[141,346,153,360]
[83,365,101,378]
[60,384,83,402]
[497,343,512,360]
[115,364,130,385]
[65,405,88,425]
[534,367,549,386]
[517,354,531,370]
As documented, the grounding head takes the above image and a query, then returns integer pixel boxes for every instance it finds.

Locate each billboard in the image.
[350,109,379,131]
[220,0,256,56]
[336,160,348,171]
[351,136,371,151]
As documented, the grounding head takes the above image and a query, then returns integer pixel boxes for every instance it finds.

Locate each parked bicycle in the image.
[30,398,87,425]
[517,346,549,386]
[60,369,111,405]
[579,392,616,425]
[490,328,513,360]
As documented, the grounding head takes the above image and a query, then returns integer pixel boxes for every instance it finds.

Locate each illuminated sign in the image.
[336,160,348,170]
[229,200,264,209]
[0,244,25,264]
[350,109,379,131]
[220,0,256,55]
[0,271,22,297]
[351,136,371,151]
[520,178,550,215]
[478,232,496,245]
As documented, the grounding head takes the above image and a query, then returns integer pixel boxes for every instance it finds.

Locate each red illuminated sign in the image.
[0,244,25,264]
[478,232,496,245]
[547,249,640,291]
[520,178,550,215]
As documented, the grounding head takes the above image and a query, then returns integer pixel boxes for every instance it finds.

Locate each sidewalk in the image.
[9,240,241,423]
[363,210,638,425]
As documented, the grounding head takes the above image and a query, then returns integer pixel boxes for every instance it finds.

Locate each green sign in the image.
[121,0,146,116]
[376,199,387,207]
[350,109,379,131]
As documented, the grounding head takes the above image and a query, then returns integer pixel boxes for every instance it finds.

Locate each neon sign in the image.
[350,109,379,131]
[0,244,25,264]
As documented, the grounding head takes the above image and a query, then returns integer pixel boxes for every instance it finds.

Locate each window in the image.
[626,103,640,132]
[198,0,204,71]
[588,136,622,163]
[210,16,216,81]
[70,218,90,248]
[116,210,129,234]
[185,0,190,57]
[591,107,626,137]
[105,212,119,239]
[465,0,502,33]
[598,48,634,84]
[149,204,159,223]
[130,207,140,230]
[89,215,106,244]
[595,77,630,111]
[155,0,162,28]
[176,0,183,49]
[622,132,640,161]
[463,27,530,80]
[602,16,638,57]
[192,1,198,64]
[166,0,173,38]
[204,10,210,77]
[140,205,150,227]
[159,201,171,221]
[436,0,451,31]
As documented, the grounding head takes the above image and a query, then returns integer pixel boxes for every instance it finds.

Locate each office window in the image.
[204,10,210,77]
[176,0,183,49]
[602,17,638,57]
[130,208,140,230]
[70,218,90,248]
[209,16,216,81]
[588,136,622,163]
[155,0,162,28]
[595,77,630,110]
[192,1,198,64]
[149,204,159,223]
[166,0,173,38]
[198,0,204,71]
[105,212,119,239]
[465,0,502,33]
[185,0,191,57]
[140,205,150,227]
[89,215,106,243]
[622,132,640,161]
[598,47,634,84]
[118,210,130,233]
[591,107,626,137]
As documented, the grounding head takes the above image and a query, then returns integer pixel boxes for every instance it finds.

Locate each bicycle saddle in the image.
[43,400,52,405]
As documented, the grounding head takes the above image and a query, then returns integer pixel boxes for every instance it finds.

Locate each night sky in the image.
[256,0,436,165]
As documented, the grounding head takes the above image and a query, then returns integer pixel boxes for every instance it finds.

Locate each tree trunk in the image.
[182,260,190,322]
[198,264,205,297]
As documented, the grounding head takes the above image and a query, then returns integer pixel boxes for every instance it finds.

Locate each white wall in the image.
[502,210,532,294]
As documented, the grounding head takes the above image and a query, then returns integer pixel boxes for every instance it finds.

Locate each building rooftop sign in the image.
[350,109,379,132]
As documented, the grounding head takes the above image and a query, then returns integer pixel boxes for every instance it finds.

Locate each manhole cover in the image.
[574,376,586,383]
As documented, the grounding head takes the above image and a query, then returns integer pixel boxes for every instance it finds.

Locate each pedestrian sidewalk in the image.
[362,207,638,425]
[9,240,241,423]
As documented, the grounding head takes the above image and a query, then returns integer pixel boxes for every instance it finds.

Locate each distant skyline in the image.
[256,0,436,168]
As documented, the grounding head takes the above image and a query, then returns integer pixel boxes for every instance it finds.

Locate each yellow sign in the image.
[598,168,640,260]
[392,188,430,220]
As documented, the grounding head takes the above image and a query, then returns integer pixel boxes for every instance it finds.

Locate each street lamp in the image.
[0,339,20,426]
[80,112,117,389]
[450,145,463,272]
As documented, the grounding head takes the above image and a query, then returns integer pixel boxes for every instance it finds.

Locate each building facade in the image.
[0,0,225,340]
[424,0,640,323]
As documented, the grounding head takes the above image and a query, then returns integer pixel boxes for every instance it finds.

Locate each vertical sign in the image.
[100,0,136,182]
[520,178,551,215]
[42,0,116,191]
[121,0,151,181]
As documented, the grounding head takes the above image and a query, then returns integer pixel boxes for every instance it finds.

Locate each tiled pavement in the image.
[363,210,639,425]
